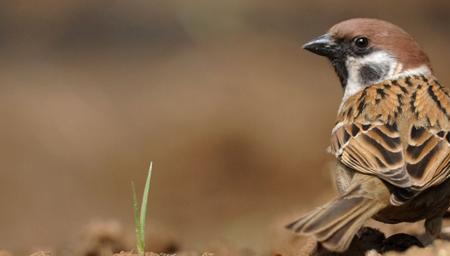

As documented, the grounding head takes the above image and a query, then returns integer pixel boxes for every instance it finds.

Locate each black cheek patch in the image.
[358,64,387,85]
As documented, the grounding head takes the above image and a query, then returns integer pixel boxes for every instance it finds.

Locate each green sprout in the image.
[131,162,153,255]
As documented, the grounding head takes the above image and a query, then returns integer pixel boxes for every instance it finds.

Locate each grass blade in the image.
[131,181,144,254]
[139,162,153,249]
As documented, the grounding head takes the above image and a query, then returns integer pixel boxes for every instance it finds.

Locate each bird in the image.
[286,18,450,253]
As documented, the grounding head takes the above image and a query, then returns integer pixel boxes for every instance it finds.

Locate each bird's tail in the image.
[286,176,388,252]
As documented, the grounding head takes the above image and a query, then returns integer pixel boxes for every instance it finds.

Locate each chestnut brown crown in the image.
[329,18,431,70]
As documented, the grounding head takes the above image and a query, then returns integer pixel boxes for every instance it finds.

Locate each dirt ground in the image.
[0,1,450,256]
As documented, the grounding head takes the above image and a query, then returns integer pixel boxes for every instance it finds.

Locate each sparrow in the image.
[286,18,450,252]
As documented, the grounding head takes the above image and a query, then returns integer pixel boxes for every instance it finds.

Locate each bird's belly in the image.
[374,178,450,224]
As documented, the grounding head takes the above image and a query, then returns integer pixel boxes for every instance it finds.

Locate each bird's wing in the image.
[331,122,410,188]
[405,79,450,189]
[331,77,450,204]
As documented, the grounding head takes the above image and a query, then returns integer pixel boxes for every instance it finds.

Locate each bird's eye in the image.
[353,36,369,49]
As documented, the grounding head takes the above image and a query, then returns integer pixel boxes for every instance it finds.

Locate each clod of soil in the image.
[114,252,213,256]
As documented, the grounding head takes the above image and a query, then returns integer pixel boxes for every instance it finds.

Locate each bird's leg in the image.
[423,216,443,245]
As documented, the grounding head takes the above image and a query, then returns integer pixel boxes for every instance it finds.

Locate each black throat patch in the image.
[330,58,348,88]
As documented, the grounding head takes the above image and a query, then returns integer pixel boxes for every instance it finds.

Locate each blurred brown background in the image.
[0,0,449,254]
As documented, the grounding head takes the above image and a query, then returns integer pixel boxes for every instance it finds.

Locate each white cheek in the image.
[342,51,397,102]
[343,57,364,101]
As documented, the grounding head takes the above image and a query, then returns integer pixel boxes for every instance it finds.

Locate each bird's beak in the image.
[303,33,338,58]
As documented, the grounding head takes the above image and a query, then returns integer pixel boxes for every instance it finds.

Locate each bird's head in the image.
[304,18,432,99]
